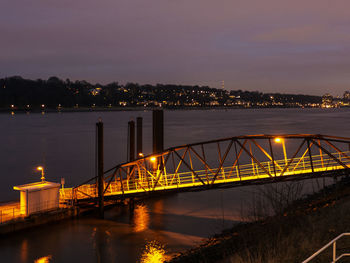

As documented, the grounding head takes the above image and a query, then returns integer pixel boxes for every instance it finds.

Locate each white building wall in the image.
[27,187,60,215]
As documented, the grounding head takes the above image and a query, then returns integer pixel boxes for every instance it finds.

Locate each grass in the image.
[168,177,350,263]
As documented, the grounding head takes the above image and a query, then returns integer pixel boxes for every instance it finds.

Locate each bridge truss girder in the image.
[69,134,350,202]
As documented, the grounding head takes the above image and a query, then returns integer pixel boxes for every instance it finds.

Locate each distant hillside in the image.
[0,76,322,110]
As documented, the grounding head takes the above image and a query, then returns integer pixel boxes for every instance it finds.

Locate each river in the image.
[0,108,349,262]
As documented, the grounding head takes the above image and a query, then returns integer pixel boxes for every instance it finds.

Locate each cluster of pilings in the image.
[95,109,164,218]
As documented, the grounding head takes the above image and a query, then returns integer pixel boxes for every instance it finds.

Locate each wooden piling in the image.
[128,120,135,162]
[153,110,164,154]
[136,117,143,157]
[97,120,104,218]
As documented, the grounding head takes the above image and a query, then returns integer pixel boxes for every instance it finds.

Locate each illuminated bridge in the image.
[60,134,350,203]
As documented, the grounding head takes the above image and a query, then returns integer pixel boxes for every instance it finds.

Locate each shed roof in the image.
[13,181,60,192]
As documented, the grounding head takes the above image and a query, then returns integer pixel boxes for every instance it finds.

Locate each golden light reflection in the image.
[150,157,156,163]
[140,241,167,263]
[20,239,28,262]
[34,255,52,263]
[133,204,150,233]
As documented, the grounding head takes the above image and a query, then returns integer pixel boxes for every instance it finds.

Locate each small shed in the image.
[13,181,61,216]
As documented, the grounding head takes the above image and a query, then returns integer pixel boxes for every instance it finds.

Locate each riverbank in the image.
[169,177,350,262]
[0,207,78,235]
[0,105,343,114]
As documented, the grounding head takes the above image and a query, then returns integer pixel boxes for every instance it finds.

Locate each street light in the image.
[37,166,45,182]
[274,137,288,167]
[150,156,158,173]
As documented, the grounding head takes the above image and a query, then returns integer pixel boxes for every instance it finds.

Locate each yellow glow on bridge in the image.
[60,150,350,202]
[59,134,350,206]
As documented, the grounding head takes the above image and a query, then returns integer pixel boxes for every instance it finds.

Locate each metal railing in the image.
[60,151,350,201]
[302,233,350,263]
[0,200,63,224]
[0,203,21,224]
[59,134,350,203]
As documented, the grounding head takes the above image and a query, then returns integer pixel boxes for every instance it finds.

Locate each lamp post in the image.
[150,156,157,170]
[149,156,158,186]
[275,137,288,167]
[37,166,45,182]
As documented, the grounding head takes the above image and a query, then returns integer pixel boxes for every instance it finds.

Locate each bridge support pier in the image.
[128,120,135,162]
[129,198,135,211]
[153,110,164,154]
[137,117,143,157]
[97,120,104,219]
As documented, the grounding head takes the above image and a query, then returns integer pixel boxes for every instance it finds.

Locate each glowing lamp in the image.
[150,157,156,163]
[37,166,45,181]
[274,137,282,143]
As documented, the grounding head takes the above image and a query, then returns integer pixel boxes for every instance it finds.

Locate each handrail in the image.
[302,233,350,263]
[60,152,350,201]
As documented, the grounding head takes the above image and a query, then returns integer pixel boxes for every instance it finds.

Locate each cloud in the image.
[254,25,350,45]
[1,0,350,94]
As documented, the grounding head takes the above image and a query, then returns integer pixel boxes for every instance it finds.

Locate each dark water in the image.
[0,108,349,262]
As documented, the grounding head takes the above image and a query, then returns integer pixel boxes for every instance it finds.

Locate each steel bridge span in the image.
[60,134,350,203]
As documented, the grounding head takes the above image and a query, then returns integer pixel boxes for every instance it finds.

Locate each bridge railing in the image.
[60,135,350,202]
[0,203,21,223]
[302,233,350,263]
[60,150,350,201]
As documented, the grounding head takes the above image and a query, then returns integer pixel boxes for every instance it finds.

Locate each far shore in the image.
[0,105,345,114]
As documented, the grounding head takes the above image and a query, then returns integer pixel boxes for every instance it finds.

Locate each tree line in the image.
[0,76,322,109]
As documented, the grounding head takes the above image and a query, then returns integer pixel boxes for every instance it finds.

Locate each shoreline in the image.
[0,105,347,114]
[168,177,350,262]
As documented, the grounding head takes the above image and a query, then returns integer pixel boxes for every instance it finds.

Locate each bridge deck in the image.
[60,151,350,202]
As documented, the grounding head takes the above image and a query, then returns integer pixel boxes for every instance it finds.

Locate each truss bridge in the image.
[60,134,350,203]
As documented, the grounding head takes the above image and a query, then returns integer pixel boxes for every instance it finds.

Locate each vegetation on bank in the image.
[169,178,350,263]
[0,76,322,110]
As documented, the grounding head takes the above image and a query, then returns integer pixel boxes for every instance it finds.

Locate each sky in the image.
[1,0,350,95]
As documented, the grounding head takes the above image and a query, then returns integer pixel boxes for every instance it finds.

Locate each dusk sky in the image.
[1,0,350,95]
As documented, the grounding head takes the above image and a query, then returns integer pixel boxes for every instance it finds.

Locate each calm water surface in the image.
[0,108,349,262]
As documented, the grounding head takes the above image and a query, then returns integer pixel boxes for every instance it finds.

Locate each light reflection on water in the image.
[34,255,52,263]
[140,241,168,263]
[20,239,28,262]
[133,204,150,233]
[0,109,350,262]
